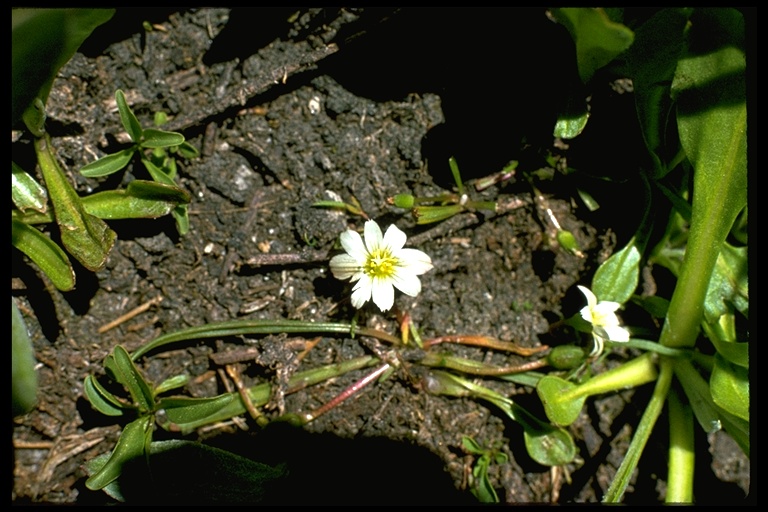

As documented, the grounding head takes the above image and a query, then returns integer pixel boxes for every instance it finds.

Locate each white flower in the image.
[330,220,433,312]
[577,285,630,355]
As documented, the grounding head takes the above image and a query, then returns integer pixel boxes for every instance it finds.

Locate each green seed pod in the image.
[547,345,586,370]
[392,193,415,209]
[556,229,584,257]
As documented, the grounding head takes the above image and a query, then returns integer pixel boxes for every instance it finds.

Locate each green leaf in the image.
[708,338,747,368]
[12,298,38,416]
[536,376,585,426]
[141,128,185,148]
[111,346,155,414]
[628,8,691,178]
[35,135,116,271]
[461,436,484,454]
[82,180,190,220]
[12,218,76,291]
[632,295,670,319]
[83,375,130,417]
[80,147,136,177]
[85,440,286,503]
[12,162,48,213]
[553,91,590,139]
[522,420,577,467]
[115,89,143,143]
[172,203,191,236]
[703,242,748,322]
[157,394,236,430]
[153,374,190,396]
[710,354,748,422]
[592,240,641,305]
[550,8,635,83]
[714,403,749,456]
[662,8,746,350]
[674,359,722,434]
[85,415,153,491]
[176,141,200,160]
[12,8,115,127]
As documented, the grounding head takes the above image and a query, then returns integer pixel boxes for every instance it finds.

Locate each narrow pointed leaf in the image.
[115,89,143,142]
[12,218,75,291]
[141,128,185,148]
[12,161,48,213]
[111,346,155,413]
[85,415,153,490]
[81,180,190,220]
[83,375,129,417]
[158,394,236,428]
[12,299,38,416]
[79,147,135,177]
[35,135,116,271]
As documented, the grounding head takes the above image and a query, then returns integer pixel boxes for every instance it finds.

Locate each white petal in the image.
[602,325,630,342]
[395,248,433,275]
[371,276,395,311]
[391,271,422,297]
[593,300,621,315]
[363,220,384,253]
[329,254,362,280]
[382,224,407,251]
[577,285,597,309]
[339,229,367,262]
[350,275,373,309]
[579,305,593,323]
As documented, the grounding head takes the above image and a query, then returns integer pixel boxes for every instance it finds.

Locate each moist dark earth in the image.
[12,8,750,504]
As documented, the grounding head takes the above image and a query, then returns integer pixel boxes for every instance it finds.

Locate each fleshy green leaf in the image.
[12,8,115,127]
[662,8,746,350]
[12,218,75,291]
[80,147,136,177]
[83,375,130,417]
[708,338,747,368]
[710,353,748,422]
[703,242,748,322]
[592,240,641,305]
[157,394,237,429]
[81,180,190,220]
[115,89,143,143]
[111,346,155,414]
[627,8,691,178]
[674,359,722,434]
[35,135,116,271]
[550,8,635,83]
[12,161,48,213]
[153,374,190,396]
[141,128,185,148]
[536,375,585,426]
[12,298,38,416]
[85,439,286,503]
[85,415,153,491]
[553,91,590,139]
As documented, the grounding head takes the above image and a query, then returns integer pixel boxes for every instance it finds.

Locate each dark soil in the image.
[12,8,750,504]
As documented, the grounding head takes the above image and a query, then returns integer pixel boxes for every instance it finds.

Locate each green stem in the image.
[561,352,658,402]
[131,319,402,360]
[603,356,674,502]
[666,385,695,503]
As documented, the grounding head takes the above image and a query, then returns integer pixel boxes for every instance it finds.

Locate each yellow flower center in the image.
[364,248,398,279]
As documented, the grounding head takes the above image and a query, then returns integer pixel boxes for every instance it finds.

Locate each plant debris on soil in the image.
[12,8,750,504]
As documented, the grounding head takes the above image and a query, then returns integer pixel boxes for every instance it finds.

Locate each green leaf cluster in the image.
[543,8,748,503]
